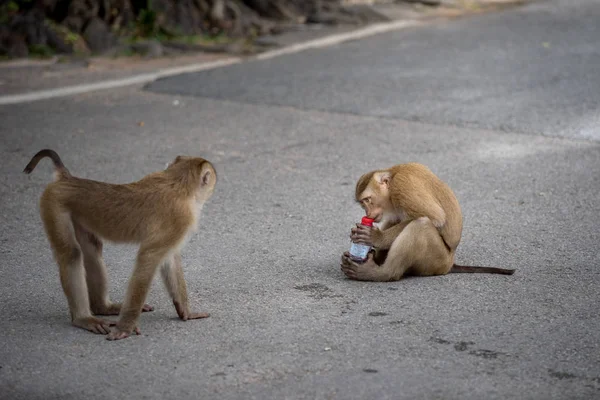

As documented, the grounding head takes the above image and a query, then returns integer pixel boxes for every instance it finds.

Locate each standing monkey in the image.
[24,149,217,340]
[341,163,515,281]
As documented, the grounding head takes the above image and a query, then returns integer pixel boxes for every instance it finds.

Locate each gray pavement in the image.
[1,0,599,399]
[147,0,600,142]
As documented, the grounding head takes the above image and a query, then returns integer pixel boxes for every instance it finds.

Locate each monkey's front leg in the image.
[340,252,393,282]
[161,253,210,321]
[107,246,166,341]
[351,220,411,250]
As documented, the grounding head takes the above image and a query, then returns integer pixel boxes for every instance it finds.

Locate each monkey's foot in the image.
[94,303,154,316]
[173,300,210,321]
[341,252,380,281]
[183,312,210,321]
[72,317,116,335]
[141,304,154,312]
[106,326,141,341]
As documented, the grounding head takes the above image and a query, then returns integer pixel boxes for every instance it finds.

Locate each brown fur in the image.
[342,163,515,281]
[25,149,216,340]
[355,170,376,201]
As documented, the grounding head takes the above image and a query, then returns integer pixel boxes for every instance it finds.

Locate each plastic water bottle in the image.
[349,216,374,262]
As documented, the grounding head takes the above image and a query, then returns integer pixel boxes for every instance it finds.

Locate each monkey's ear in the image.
[166,156,182,169]
[379,172,391,186]
[201,170,212,186]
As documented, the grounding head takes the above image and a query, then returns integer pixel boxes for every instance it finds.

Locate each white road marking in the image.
[0,20,421,105]
[0,58,242,105]
[256,20,420,60]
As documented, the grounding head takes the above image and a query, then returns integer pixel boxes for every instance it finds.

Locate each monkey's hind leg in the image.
[41,204,114,334]
[73,223,154,316]
[382,216,453,280]
[160,253,210,321]
[400,217,454,278]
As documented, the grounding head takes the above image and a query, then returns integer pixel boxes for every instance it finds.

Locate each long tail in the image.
[23,149,71,177]
[450,264,515,275]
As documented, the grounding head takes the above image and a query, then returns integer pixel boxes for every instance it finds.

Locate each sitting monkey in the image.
[341,163,514,281]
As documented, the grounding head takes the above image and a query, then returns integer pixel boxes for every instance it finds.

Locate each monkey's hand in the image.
[351,224,383,248]
[106,324,142,341]
[174,300,210,321]
[340,252,382,281]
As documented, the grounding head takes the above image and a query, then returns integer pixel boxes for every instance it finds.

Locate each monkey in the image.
[24,149,216,340]
[340,163,515,282]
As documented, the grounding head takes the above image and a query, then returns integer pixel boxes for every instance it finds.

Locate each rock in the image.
[10,9,47,47]
[151,0,205,36]
[341,5,392,23]
[82,17,115,53]
[65,0,100,33]
[44,21,91,55]
[64,15,85,33]
[306,11,339,25]
[72,36,90,54]
[130,40,164,58]
[402,0,442,6]
[45,23,74,54]
[253,36,281,48]
[0,26,28,58]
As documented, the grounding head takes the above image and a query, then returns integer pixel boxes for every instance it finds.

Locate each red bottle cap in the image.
[361,217,374,226]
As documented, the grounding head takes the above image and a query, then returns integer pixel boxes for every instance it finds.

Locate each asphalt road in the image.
[1,0,599,399]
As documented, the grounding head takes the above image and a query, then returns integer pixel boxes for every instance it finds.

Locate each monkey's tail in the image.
[23,149,71,178]
[450,264,516,275]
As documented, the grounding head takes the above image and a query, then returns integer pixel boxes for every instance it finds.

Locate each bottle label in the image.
[349,242,371,262]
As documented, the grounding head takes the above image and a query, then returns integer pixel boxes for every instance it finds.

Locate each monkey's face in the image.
[355,171,394,222]
[357,182,391,223]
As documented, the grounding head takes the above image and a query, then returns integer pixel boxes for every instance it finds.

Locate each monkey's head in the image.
[166,156,217,201]
[166,155,195,169]
[355,170,392,223]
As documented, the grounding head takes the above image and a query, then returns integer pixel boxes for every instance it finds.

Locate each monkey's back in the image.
[43,175,193,244]
[389,163,463,251]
